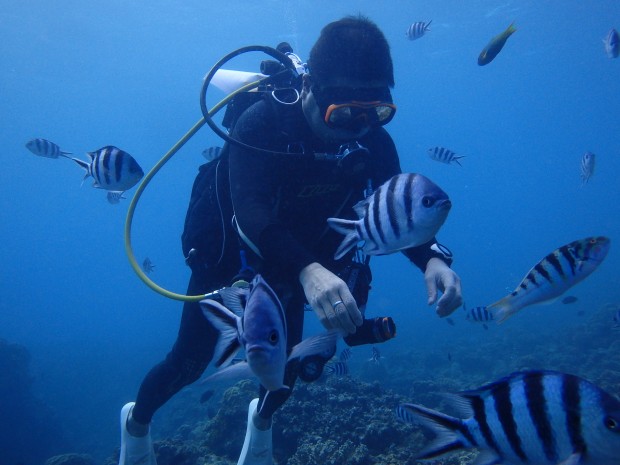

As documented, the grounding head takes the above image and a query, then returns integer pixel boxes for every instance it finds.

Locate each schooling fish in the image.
[25,138,72,159]
[201,274,337,391]
[478,22,517,66]
[487,237,610,323]
[463,302,494,326]
[106,191,126,205]
[327,173,451,260]
[69,145,144,191]
[398,370,620,464]
[580,151,595,186]
[406,20,432,41]
[427,146,465,166]
[603,28,619,58]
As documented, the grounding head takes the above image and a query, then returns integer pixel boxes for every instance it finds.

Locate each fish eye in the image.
[422,196,435,208]
[604,415,619,430]
[268,331,279,345]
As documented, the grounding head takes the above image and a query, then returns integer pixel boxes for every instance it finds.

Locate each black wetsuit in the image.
[132,97,450,425]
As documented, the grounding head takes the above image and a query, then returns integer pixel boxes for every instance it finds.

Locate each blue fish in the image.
[399,370,620,464]
[201,275,337,391]
[487,237,610,323]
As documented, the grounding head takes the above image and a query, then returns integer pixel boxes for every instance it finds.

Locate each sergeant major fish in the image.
[69,145,144,191]
[327,173,451,260]
[487,237,610,323]
[106,191,126,205]
[463,302,494,329]
[406,20,432,41]
[478,22,517,66]
[603,28,619,58]
[201,274,337,391]
[427,146,465,166]
[25,138,72,159]
[398,370,620,465]
[580,151,595,186]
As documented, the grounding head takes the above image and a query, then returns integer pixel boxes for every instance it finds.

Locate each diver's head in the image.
[302,15,396,143]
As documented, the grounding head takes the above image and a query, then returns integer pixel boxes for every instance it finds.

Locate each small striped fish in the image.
[395,405,418,424]
[369,346,381,363]
[70,146,144,191]
[324,361,349,376]
[202,146,222,162]
[603,28,619,59]
[339,347,352,362]
[106,191,126,205]
[406,20,432,41]
[464,303,494,324]
[488,237,610,323]
[327,173,451,260]
[580,151,595,186]
[142,257,155,274]
[398,370,620,464]
[427,146,465,166]
[25,138,72,159]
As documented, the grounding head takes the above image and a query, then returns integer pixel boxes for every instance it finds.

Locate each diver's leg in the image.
[119,270,220,465]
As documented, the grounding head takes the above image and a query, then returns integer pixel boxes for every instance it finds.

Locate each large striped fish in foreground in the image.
[398,370,620,465]
[327,173,451,260]
[201,274,337,391]
[488,237,610,323]
[69,145,144,191]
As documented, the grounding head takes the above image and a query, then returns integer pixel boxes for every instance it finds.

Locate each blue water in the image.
[2,0,620,463]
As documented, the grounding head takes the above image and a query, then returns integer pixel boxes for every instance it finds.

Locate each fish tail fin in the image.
[59,151,73,158]
[507,22,517,35]
[200,299,241,367]
[487,295,517,324]
[326,218,360,259]
[454,156,466,166]
[426,19,432,30]
[398,403,468,460]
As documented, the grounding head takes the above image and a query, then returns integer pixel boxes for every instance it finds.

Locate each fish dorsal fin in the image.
[352,198,369,218]
[200,299,242,367]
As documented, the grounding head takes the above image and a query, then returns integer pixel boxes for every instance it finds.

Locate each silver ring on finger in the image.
[331,300,344,308]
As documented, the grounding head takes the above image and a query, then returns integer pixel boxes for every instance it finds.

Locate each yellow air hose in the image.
[124,79,263,301]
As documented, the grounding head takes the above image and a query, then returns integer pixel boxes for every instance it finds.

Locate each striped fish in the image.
[202,146,222,161]
[603,28,619,58]
[339,347,352,362]
[324,361,349,376]
[395,405,418,424]
[25,138,72,159]
[327,173,451,260]
[142,257,155,274]
[427,146,465,166]
[106,191,126,205]
[406,20,432,41]
[369,346,381,363]
[580,152,595,186]
[69,146,144,191]
[398,370,620,464]
[488,237,610,323]
[464,302,494,325]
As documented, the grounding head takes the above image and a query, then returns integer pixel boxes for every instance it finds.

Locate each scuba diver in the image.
[118,15,463,465]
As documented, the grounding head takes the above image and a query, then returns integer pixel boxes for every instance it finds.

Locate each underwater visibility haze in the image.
[2,1,620,464]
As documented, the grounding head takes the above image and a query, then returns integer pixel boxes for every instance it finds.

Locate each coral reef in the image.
[45,453,95,465]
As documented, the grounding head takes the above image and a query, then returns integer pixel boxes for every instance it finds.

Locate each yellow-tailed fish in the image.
[478,22,517,66]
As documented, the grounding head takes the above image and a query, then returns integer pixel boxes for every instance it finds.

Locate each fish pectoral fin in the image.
[557,452,582,465]
[200,361,253,385]
[288,330,338,361]
[471,450,502,465]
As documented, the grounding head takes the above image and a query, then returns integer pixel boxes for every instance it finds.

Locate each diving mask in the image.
[312,85,397,130]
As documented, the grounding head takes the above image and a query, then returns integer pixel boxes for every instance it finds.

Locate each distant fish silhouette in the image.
[142,257,155,274]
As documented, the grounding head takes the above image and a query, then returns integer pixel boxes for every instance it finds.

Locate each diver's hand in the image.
[299,262,363,334]
[425,257,463,317]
